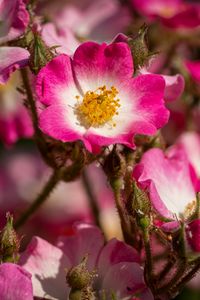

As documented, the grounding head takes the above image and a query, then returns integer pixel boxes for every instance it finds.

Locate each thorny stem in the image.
[169,257,200,296]
[14,169,62,229]
[20,68,39,133]
[156,258,187,297]
[112,182,133,245]
[155,257,176,283]
[82,169,101,228]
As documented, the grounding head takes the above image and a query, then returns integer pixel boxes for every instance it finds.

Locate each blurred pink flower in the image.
[131,0,200,29]
[37,41,169,153]
[41,0,132,56]
[0,47,29,84]
[41,23,80,56]
[0,0,29,44]
[0,263,33,300]
[19,223,152,300]
[133,147,196,229]
[184,60,200,84]
[0,71,33,146]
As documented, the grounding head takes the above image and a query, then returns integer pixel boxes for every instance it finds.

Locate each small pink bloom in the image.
[20,223,152,300]
[37,41,169,153]
[0,0,29,44]
[0,263,33,300]
[186,219,200,253]
[0,71,33,146]
[184,60,200,84]
[133,148,196,225]
[131,0,200,29]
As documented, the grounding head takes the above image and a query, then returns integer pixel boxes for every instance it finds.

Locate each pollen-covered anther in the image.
[183,199,196,219]
[75,85,120,128]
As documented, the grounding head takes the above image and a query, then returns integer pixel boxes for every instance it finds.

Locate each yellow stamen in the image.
[184,200,196,219]
[75,85,120,128]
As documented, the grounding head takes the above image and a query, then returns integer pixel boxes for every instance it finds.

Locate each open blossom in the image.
[0,263,33,300]
[0,71,33,145]
[37,41,169,153]
[0,0,29,44]
[131,0,200,29]
[19,223,152,300]
[133,148,196,228]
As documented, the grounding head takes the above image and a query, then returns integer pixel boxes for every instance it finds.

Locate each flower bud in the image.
[69,288,96,300]
[0,213,20,263]
[128,24,149,72]
[67,256,92,290]
[28,29,55,74]
[186,219,200,252]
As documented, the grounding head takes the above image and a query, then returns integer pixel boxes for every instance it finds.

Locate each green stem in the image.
[142,228,155,293]
[14,169,61,229]
[82,169,101,228]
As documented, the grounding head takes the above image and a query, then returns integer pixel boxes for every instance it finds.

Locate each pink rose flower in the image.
[36,41,169,153]
[0,263,33,300]
[133,147,196,229]
[19,223,152,300]
[0,0,29,44]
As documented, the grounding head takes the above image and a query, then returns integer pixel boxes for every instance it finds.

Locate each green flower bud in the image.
[28,29,55,74]
[67,256,92,290]
[128,24,150,72]
[0,213,20,263]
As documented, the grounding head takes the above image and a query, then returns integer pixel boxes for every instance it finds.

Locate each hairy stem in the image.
[169,257,200,296]
[20,68,39,133]
[112,181,133,245]
[156,259,187,296]
[82,169,101,228]
[15,169,62,229]
[143,228,155,294]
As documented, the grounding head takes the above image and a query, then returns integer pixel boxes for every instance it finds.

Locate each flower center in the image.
[75,85,120,128]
